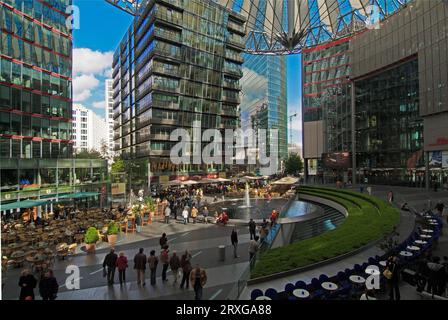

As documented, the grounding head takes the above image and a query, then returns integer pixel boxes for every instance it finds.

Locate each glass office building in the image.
[302,37,352,183]
[240,53,288,168]
[112,0,245,186]
[0,0,108,206]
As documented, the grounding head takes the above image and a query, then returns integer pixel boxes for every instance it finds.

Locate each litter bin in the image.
[219,245,225,261]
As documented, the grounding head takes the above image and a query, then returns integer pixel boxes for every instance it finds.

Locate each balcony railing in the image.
[226,35,245,49]
[227,21,245,35]
[225,52,244,63]
[223,80,242,90]
[222,95,241,103]
[223,67,243,77]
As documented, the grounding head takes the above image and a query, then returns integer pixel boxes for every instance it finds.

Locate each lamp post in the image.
[288,113,298,147]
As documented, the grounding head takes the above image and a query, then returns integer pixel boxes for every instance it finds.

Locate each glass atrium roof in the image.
[106,0,412,54]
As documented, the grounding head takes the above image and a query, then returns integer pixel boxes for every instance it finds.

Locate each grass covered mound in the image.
[250,186,400,279]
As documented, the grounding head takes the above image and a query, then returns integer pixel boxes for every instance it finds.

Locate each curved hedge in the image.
[250,186,400,279]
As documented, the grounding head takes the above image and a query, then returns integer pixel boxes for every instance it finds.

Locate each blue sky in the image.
[72,0,302,145]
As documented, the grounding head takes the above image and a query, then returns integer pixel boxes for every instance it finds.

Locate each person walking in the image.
[134,248,147,286]
[169,251,181,285]
[231,229,239,258]
[39,270,58,300]
[259,225,268,244]
[148,250,159,286]
[190,265,207,300]
[388,191,394,203]
[386,256,400,300]
[248,236,259,267]
[164,205,171,224]
[248,218,256,240]
[435,201,444,218]
[180,250,192,289]
[191,206,198,224]
[103,248,118,285]
[18,269,37,300]
[116,251,128,286]
[160,247,170,282]
[182,207,189,225]
[202,206,209,224]
[159,233,168,249]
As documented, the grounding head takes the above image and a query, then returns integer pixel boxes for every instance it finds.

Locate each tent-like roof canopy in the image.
[106,0,411,54]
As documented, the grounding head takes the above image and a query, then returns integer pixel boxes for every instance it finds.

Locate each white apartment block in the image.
[72,104,108,153]
[105,79,115,156]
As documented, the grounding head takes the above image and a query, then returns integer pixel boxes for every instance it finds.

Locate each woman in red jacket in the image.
[116,251,128,286]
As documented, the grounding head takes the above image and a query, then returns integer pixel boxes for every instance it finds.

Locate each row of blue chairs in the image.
[251,214,443,300]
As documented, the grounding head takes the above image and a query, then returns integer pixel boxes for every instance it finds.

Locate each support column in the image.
[425,151,430,190]
[351,81,357,185]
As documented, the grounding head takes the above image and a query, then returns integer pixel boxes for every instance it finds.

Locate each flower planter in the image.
[85,243,96,253]
[107,234,118,246]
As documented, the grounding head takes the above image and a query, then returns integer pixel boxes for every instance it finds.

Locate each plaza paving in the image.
[2,185,447,300]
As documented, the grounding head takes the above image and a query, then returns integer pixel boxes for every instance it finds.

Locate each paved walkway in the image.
[2,221,250,300]
[241,185,448,300]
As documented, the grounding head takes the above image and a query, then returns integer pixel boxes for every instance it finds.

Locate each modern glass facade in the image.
[0,0,108,205]
[302,37,352,182]
[241,53,288,166]
[355,58,424,185]
[112,0,245,185]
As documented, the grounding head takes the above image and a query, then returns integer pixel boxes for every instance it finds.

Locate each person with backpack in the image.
[39,269,58,300]
[134,248,147,286]
[160,247,170,282]
[116,251,128,286]
[190,264,207,300]
[159,233,168,249]
[180,250,192,289]
[148,250,158,286]
[169,251,181,285]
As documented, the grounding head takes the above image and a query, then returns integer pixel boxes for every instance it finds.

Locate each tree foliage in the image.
[284,153,304,175]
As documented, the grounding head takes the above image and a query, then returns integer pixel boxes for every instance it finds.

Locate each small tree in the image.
[284,153,304,175]
[111,157,125,175]
[75,149,102,159]
[99,139,110,160]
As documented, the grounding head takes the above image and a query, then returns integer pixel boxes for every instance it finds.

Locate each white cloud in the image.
[92,101,105,109]
[73,48,114,76]
[73,74,99,102]
[241,67,268,107]
[104,68,113,78]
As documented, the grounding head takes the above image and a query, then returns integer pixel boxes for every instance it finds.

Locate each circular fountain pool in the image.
[208,198,316,221]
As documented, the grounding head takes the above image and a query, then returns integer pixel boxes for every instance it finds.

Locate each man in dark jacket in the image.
[39,270,59,300]
[248,219,256,240]
[386,256,401,300]
[169,251,181,284]
[231,229,239,258]
[103,249,118,285]
[159,233,168,249]
[134,248,147,286]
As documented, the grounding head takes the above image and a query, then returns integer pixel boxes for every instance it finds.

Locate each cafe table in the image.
[349,275,365,284]
[293,289,310,299]
[399,251,413,257]
[321,282,338,291]
[414,240,427,245]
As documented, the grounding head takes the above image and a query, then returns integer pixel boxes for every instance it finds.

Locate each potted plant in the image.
[85,227,100,253]
[107,221,119,246]
[144,196,156,223]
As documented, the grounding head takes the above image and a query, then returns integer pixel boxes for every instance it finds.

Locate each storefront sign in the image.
[442,151,448,168]
[429,151,442,168]
[111,183,126,195]
[159,176,169,184]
